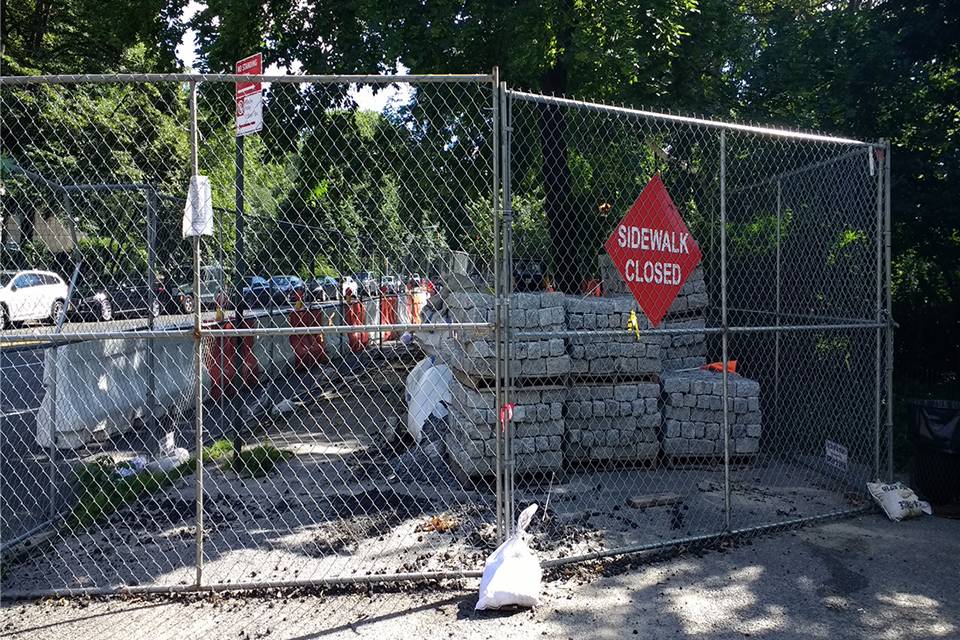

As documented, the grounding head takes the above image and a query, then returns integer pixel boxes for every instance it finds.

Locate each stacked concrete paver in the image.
[564,296,661,376]
[439,291,569,479]
[661,369,762,458]
[439,291,570,378]
[565,382,661,464]
[432,277,762,479]
[599,256,709,368]
[446,382,566,479]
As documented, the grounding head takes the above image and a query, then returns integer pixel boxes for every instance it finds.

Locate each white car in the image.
[341,276,359,298]
[0,270,69,329]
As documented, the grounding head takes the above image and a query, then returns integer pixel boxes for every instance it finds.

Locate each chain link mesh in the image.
[502,90,886,562]
[0,75,889,596]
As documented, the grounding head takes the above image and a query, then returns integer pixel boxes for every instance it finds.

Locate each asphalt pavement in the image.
[1,513,956,639]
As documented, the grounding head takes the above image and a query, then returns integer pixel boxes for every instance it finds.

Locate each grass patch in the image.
[234,442,293,478]
[67,457,193,530]
[201,439,293,477]
[65,441,292,530]
[201,438,234,464]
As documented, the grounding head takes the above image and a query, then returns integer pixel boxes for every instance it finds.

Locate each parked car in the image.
[269,275,307,304]
[0,270,68,329]
[380,274,401,294]
[69,276,172,321]
[240,275,277,310]
[513,260,546,292]
[353,271,378,297]
[306,276,339,302]
[172,264,226,313]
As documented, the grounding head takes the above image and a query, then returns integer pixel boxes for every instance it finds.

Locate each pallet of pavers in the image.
[445,376,565,481]
[600,255,710,369]
[564,381,661,465]
[564,295,661,376]
[562,294,664,466]
[660,369,762,459]
[433,291,571,379]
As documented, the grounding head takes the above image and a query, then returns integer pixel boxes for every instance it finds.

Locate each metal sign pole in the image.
[233,130,246,468]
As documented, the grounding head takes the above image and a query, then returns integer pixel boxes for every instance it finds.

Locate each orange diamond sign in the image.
[604,173,702,327]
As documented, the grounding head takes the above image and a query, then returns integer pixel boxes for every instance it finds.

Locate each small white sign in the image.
[236,92,263,137]
[825,439,848,471]
[182,175,214,238]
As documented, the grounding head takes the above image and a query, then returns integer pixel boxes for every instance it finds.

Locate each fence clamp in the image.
[499,403,515,431]
[626,310,641,341]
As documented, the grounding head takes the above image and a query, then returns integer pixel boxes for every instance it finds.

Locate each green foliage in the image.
[67,456,193,530]
[201,439,234,464]
[200,438,292,478]
[4,0,957,388]
[3,1,187,74]
[234,443,292,479]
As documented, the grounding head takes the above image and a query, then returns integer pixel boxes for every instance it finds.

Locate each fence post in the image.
[774,179,781,463]
[146,187,158,449]
[499,80,515,536]
[720,130,731,531]
[884,140,894,480]
[874,142,884,480]
[491,67,505,542]
[189,79,205,588]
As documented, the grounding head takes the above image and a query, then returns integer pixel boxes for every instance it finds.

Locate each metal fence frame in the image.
[0,71,892,598]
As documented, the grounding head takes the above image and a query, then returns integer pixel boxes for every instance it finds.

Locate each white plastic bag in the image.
[147,447,189,473]
[476,504,542,610]
[182,175,213,238]
[405,356,435,404]
[867,481,932,521]
[405,358,452,442]
[146,433,191,474]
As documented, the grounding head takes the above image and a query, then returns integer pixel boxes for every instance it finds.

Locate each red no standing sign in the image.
[235,53,263,137]
[604,173,702,327]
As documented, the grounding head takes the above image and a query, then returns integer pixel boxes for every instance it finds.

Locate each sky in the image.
[175,1,411,113]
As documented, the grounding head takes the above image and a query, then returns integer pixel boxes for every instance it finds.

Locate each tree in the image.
[1,0,187,74]
[190,0,700,291]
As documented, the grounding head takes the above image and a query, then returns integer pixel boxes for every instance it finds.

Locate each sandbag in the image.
[867,481,932,521]
[476,504,541,610]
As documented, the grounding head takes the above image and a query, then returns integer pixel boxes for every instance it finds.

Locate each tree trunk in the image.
[536,6,580,293]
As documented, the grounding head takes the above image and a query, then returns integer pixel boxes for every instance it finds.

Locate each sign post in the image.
[233,53,260,465]
[603,174,702,327]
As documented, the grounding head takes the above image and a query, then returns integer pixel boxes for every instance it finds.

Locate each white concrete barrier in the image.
[36,336,196,449]
[34,297,417,449]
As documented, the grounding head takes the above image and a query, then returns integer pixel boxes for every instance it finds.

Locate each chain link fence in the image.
[0,73,891,598]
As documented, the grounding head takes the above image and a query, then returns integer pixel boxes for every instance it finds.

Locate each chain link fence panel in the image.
[499,89,888,563]
[0,73,891,597]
